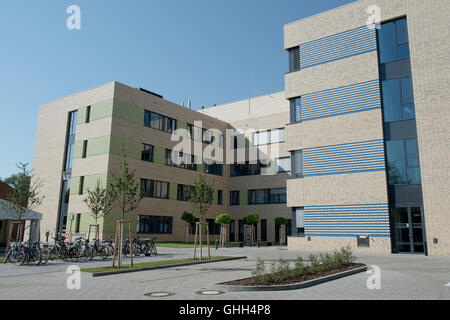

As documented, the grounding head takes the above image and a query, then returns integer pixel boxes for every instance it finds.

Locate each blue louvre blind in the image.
[297,80,381,121]
[302,140,386,177]
[299,25,377,69]
[304,204,390,237]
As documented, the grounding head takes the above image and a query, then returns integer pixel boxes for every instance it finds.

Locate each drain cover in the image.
[144,292,175,297]
[196,290,225,296]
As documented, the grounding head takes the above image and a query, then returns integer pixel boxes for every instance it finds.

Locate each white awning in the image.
[0,199,43,220]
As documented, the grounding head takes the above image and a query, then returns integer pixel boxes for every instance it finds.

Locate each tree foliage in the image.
[181,211,196,224]
[243,214,259,225]
[0,162,44,221]
[186,174,215,222]
[108,156,141,221]
[83,179,115,224]
[215,213,232,225]
[275,217,288,227]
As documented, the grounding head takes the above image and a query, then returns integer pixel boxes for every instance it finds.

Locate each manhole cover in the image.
[196,290,225,296]
[144,292,175,298]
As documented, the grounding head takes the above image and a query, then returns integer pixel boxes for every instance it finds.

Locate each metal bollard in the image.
[215,239,219,250]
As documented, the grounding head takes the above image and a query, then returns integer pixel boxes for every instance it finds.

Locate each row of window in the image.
[230,158,291,177]
[137,216,292,242]
[252,128,285,146]
[230,189,287,206]
[144,110,176,133]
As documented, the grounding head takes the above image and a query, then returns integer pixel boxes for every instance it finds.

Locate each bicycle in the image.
[3,240,21,264]
[45,237,77,263]
[15,241,42,266]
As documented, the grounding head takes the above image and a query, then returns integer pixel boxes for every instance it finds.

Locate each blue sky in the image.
[0,0,354,179]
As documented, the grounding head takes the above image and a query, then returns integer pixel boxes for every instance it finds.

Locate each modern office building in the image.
[32,82,291,243]
[32,0,449,255]
[285,0,449,255]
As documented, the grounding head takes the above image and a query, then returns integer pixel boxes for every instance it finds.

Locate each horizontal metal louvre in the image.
[302,140,386,176]
[297,80,381,121]
[299,25,377,69]
[304,204,390,237]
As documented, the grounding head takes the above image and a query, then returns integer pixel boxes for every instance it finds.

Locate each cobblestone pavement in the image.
[0,246,449,300]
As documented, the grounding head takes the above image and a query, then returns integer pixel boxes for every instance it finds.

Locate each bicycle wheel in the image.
[15,250,26,266]
[151,244,157,255]
[41,247,50,264]
[32,248,42,265]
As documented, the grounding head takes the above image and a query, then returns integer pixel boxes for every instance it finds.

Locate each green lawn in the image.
[0,257,4,263]
[81,256,234,274]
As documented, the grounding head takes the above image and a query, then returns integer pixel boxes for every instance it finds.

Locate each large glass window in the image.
[291,150,303,178]
[204,161,223,176]
[165,149,197,171]
[144,110,176,133]
[377,17,410,64]
[252,128,285,146]
[141,179,169,199]
[386,139,421,185]
[177,184,193,201]
[139,216,172,234]
[248,188,286,205]
[382,76,415,122]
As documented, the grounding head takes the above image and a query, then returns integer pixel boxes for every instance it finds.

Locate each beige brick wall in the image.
[284,0,450,255]
[286,109,385,151]
[288,236,392,254]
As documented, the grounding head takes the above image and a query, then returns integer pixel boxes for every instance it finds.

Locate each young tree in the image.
[181,211,196,243]
[83,179,115,239]
[215,213,232,247]
[108,154,142,267]
[186,174,215,222]
[186,174,215,259]
[0,163,44,242]
[275,217,288,245]
[244,214,259,245]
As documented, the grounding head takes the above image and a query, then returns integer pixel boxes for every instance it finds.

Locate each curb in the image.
[86,256,248,277]
[214,265,368,292]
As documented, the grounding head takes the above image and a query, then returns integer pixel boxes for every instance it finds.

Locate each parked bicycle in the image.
[15,241,42,266]
[45,237,77,263]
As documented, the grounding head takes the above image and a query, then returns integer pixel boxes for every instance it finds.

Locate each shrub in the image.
[276,258,292,281]
[319,252,336,271]
[309,253,320,271]
[252,256,266,284]
[294,256,308,276]
[340,245,356,265]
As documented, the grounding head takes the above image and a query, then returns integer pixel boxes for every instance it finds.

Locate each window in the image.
[252,128,285,146]
[230,191,240,206]
[204,161,223,176]
[207,219,221,235]
[85,106,91,123]
[139,215,172,234]
[79,176,84,195]
[382,76,415,122]
[187,124,194,140]
[230,161,265,177]
[217,190,223,205]
[377,17,410,64]
[141,144,154,162]
[386,139,421,185]
[177,184,193,202]
[291,150,303,178]
[140,179,169,199]
[75,214,81,233]
[144,110,176,133]
[261,219,267,241]
[270,188,287,204]
[165,149,197,171]
[248,188,286,205]
[290,97,302,123]
[82,140,88,159]
[276,157,291,173]
[289,47,300,73]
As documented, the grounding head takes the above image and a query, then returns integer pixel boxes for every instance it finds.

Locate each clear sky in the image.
[0,0,355,179]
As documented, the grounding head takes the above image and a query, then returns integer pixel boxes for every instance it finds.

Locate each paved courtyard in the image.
[0,246,449,300]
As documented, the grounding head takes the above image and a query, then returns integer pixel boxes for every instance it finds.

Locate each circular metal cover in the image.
[195,290,226,296]
[144,292,175,297]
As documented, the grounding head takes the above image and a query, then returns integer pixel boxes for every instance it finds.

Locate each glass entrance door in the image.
[393,207,424,254]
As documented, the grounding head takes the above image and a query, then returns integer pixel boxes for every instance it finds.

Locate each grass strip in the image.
[81,256,234,274]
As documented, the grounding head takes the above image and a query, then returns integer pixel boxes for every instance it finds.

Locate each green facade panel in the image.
[153,146,166,165]
[110,136,141,160]
[86,136,111,158]
[169,182,178,201]
[112,100,143,125]
[240,190,248,206]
